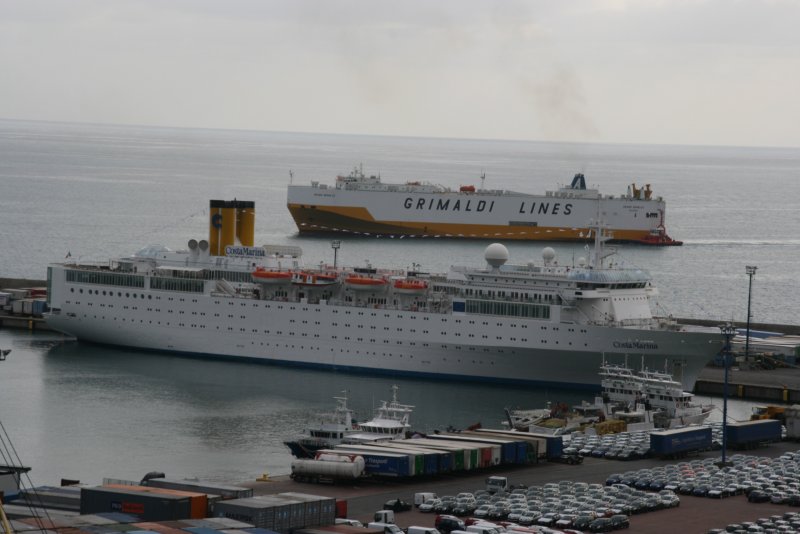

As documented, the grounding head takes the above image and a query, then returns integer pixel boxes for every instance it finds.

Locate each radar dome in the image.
[577,256,587,267]
[542,247,556,264]
[484,243,509,268]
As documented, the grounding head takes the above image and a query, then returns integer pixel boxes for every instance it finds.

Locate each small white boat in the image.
[0,349,10,361]
[505,360,713,433]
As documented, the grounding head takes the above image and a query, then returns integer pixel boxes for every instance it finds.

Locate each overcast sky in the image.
[1,0,798,147]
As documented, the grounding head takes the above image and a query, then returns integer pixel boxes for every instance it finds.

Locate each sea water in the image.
[0,119,796,484]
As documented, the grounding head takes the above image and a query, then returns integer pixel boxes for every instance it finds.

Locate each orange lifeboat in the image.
[251,268,292,284]
[345,275,388,291]
[393,279,428,294]
[460,185,476,192]
[292,272,339,287]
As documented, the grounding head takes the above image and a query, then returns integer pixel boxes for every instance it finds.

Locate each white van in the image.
[414,492,437,507]
[368,523,404,534]
[373,510,395,524]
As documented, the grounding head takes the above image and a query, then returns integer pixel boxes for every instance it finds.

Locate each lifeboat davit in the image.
[251,268,293,284]
[345,275,388,291]
[292,272,339,287]
[393,279,428,294]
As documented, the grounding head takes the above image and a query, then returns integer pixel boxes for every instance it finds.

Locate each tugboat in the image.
[285,385,415,458]
[284,393,356,459]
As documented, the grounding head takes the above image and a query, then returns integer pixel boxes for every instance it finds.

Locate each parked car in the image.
[434,515,466,534]
[609,514,630,529]
[384,499,412,512]
[588,517,614,533]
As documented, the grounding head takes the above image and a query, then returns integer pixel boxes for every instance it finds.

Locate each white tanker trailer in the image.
[290,455,365,483]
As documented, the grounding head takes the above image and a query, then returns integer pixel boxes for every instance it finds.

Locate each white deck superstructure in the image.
[45,203,720,391]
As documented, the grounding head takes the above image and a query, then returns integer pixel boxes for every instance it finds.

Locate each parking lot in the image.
[248,440,800,533]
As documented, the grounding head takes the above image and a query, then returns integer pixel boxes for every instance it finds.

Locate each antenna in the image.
[480,172,486,191]
[289,170,294,184]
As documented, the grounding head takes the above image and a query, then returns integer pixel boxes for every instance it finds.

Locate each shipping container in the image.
[213,499,280,531]
[31,299,49,316]
[726,419,782,449]
[347,443,439,475]
[322,447,412,477]
[131,522,189,534]
[401,439,477,470]
[335,500,347,519]
[145,479,253,500]
[333,444,423,476]
[273,492,335,527]
[81,486,193,521]
[5,289,30,299]
[649,426,712,458]
[785,405,800,440]
[465,430,545,461]
[11,299,24,315]
[383,442,453,472]
[426,435,503,466]
[21,299,34,316]
[0,292,10,306]
[103,484,207,519]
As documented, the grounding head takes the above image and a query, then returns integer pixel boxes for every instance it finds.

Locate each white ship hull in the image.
[45,277,720,391]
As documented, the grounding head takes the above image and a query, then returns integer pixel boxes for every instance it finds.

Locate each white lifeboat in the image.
[292,272,339,287]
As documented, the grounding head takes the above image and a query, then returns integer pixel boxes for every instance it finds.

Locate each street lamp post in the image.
[331,240,341,270]
[745,265,758,359]
[719,322,736,466]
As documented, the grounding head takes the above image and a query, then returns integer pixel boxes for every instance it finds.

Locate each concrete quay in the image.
[240,440,800,534]
[696,366,800,404]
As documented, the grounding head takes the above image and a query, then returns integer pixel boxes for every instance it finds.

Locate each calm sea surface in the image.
[0,120,797,485]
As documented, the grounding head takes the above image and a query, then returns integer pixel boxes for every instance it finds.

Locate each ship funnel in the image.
[188,239,199,261]
[209,200,256,256]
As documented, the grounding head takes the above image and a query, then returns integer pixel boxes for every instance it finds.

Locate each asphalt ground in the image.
[243,440,800,534]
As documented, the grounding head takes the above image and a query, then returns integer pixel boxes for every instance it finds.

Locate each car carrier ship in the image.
[45,200,717,390]
[287,168,682,245]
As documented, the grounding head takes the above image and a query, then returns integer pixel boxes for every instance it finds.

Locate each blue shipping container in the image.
[650,427,712,457]
[726,420,782,449]
[361,454,409,477]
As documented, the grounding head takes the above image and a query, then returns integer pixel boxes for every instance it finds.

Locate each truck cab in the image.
[485,476,508,493]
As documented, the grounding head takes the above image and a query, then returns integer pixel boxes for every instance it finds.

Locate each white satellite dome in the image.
[577,256,587,267]
[542,247,556,264]
[484,243,509,268]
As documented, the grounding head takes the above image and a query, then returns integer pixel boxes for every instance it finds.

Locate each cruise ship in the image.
[45,200,719,391]
[287,167,682,245]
